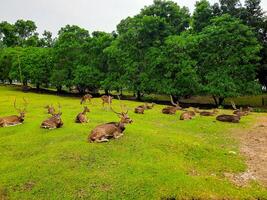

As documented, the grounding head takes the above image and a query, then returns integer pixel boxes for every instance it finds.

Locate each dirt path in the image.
[226,116,267,187]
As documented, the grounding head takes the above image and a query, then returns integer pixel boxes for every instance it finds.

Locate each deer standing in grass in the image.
[41,104,63,129]
[162,95,183,114]
[101,95,113,109]
[89,104,133,143]
[75,106,90,123]
[0,98,28,127]
[80,94,93,105]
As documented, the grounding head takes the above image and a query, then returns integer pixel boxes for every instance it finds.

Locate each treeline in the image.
[0,0,266,105]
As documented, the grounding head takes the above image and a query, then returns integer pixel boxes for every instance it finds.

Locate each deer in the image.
[200,109,219,116]
[0,98,28,127]
[40,104,63,129]
[140,102,155,110]
[180,111,196,120]
[80,94,93,105]
[231,101,250,116]
[134,106,145,114]
[89,104,133,143]
[75,106,90,123]
[44,104,55,115]
[162,95,183,114]
[216,114,241,123]
[101,95,113,109]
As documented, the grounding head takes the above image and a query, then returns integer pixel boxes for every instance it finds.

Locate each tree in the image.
[140,0,190,35]
[0,21,19,47]
[52,25,89,92]
[196,14,262,106]
[158,33,200,98]
[115,15,170,99]
[192,0,213,32]
[39,30,53,47]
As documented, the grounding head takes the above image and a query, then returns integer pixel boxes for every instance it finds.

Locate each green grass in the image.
[0,86,267,199]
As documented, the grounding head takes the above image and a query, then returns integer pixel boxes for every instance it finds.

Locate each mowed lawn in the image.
[0,86,267,200]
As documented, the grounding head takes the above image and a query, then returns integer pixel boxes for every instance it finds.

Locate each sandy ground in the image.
[225,116,267,187]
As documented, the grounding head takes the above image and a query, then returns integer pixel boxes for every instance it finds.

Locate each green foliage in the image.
[196,14,262,104]
[192,0,213,32]
[159,33,200,97]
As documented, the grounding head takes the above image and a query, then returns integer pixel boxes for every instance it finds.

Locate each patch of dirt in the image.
[229,116,267,187]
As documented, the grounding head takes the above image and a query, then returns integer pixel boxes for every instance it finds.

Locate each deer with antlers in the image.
[80,94,93,105]
[0,98,28,127]
[231,101,250,116]
[75,106,90,123]
[89,103,133,143]
[40,104,63,129]
[162,95,183,114]
[44,105,55,115]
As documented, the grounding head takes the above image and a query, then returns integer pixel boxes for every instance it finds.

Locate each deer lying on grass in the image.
[41,104,63,129]
[216,114,241,123]
[134,106,145,114]
[141,102,155,110]
[89,105,133,143]
[162,96,182,114]
[180,111,196,120]
[101,95,113,109]
[80,94,93,104]
[44,105,55,115]
[231,101,250,116]
[0,98,28,127]
[200,109,218,116]
[75,106,90,123]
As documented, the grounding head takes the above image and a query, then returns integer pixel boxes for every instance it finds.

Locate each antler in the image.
[58,103,62,113]
[170,95,178,106]
[22,97,28,112]
[13,98,21,112]
[231,101,237,110]
[110,106,121,115]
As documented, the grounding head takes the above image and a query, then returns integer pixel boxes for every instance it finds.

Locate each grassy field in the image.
[0,85,267,199]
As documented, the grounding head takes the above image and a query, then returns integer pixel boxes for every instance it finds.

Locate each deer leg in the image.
[95,137,109,143]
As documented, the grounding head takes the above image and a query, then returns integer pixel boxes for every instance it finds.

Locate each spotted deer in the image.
[0,98,28,127]
[101,95,113,109]
[80,94,93,104]
[75,106,90,123]
[180,111,196,120]
[162,95,183,114]
[41,104,63,129]
[89,105,133,143]
[231,101,250,116]
[44,105,55,115]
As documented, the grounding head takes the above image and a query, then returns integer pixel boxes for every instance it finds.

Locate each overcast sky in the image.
[0,0,266,37]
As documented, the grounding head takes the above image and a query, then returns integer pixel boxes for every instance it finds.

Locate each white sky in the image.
[0,0,266,37]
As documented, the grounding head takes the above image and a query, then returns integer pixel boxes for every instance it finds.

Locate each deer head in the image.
[14,97,28,119]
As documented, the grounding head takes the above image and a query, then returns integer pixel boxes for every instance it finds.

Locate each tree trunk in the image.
[57,86,62,93]
[36,83,40,90]
[212,95,218,107]
[8,78,12,85]
[218,97,224,106]
[104,89,109,95]
[136,91,141,100]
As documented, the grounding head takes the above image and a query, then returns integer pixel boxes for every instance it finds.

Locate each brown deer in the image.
[44,105,55,115]
[101,95,113,109]
[162,95,182,114]
[41,104,63,129]
[0,98,28,127]
[140,102,155,110]
[134,106,145,114]
[200,109,218,116]
[80,94,93,104]
[89,105,133,143]
[75,106,90,123]
[216,114,241,123]
[180,111,196,120]
[231,101,250,116]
